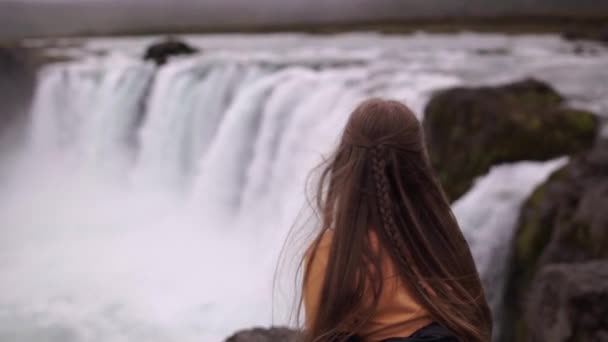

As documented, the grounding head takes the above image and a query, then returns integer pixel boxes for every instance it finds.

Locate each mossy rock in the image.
[500,141,608,342]
[422,78,598,201]
[523,261,608,342]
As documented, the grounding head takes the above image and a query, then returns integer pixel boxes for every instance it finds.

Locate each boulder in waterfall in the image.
[524,261,608,342]
[501,140,608,342]
[143,39,197,65]
[422,78,598,201]
[224,327,300,342]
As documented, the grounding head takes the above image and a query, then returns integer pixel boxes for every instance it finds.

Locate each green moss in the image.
[513,92,561,109]
[526,115,543,130]
[501,166,571,342]
[516,221,541,262]
[424,79,598,202]
[564,110,597,138]
[514,182,553,269]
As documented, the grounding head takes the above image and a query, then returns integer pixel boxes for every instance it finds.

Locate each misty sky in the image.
[1,0,606,40]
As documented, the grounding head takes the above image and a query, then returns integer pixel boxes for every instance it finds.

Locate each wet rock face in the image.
[422,78,598,201]
[143,39,197,65]
[502,140,608,342]
[526,261,608,342]
[224,327,300,342]
[0,47,35,140]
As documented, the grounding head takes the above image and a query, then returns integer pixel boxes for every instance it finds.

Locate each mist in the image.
[2,0,607,40]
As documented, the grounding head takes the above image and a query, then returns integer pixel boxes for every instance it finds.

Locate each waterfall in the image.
[134,59,261,189]
[1,33,605,342]
[453,158,566,337]
[30,55,154,172]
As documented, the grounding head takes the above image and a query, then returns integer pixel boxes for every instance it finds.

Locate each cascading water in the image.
[1,33,607,341]
[30,55,155,172]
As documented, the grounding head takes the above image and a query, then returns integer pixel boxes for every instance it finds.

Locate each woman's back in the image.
[300,98,492,342]
[304,230,433,341]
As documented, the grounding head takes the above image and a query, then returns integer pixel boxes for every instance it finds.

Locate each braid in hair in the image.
[370,146,393,233]
[370,146,413,275]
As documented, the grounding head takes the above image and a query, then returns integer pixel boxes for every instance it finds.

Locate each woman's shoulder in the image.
[305,229,334,261]
[318,229,334,247]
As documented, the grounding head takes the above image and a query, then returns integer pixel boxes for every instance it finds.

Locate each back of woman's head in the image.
[305,98,492,342]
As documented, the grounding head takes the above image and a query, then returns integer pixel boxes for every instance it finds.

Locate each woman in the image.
[302,99,492,342]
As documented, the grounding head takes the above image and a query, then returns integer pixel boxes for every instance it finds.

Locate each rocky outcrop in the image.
[143,39,197,65]
[525,261,608,342]
[502,140,608,342]
[225,327,300,342]
[423,78,605,341]
[423,78,598,201]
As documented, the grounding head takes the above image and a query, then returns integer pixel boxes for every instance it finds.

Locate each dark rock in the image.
[563,30,588,41]
[225,327,300,342]
[563,27,608,44]
[0,47,36,144]
[143,39,197,65]
[423,78,598,201]
[572,44,600,56]
[525,261,608,342]
[501,140,608,342]
[475,47,508,55]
